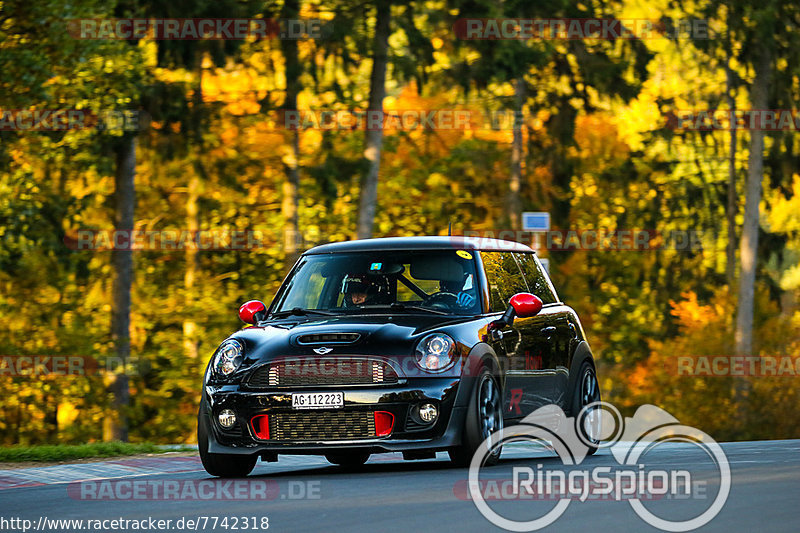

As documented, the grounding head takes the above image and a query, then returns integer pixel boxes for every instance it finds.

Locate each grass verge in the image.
[0,442,195,463]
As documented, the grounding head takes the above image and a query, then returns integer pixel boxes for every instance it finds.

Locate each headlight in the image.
[415,334,457,372]
[213,339,244,377]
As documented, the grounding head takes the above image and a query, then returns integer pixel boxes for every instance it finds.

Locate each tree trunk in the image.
[280,0,302,266]
[106,133,135,442]
[183,57,207,361]
[46,394,58,442]
[725,51,737,287]
[183,172,199,360]
[508,77,525,230]
[356,0,390,240]
[735,45,771,358]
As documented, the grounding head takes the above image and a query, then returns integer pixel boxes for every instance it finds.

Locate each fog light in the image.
[419,403,438,423]
[218,409,237,428]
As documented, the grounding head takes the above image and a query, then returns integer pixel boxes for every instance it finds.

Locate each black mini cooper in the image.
[198,237,600,476]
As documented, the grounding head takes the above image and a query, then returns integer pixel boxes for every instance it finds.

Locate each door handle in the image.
[569,323,578,338]
[540,326,557,335]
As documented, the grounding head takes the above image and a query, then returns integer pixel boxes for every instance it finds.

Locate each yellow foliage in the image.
[574,114,629,165]
[766,174,800,233]
[57,402,79,428]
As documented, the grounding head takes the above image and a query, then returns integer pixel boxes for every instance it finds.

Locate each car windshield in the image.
[271,249,482,316]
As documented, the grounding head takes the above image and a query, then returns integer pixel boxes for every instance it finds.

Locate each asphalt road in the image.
[1,440,797,533]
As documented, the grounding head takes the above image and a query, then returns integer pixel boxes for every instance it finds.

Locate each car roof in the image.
[303,236,535,255]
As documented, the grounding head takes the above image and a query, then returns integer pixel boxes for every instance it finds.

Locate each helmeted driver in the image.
[439,273,477,311]
[342,276,369,306]
[342,274,391,307]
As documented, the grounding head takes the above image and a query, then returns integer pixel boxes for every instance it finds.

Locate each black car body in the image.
[198,236,600,476]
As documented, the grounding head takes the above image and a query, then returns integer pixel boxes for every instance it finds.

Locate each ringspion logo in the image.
[467,402,730,531]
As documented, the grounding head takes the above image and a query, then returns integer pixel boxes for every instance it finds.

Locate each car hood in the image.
[228,314,486,366]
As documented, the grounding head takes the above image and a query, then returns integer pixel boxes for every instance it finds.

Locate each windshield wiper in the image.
[354,303,450,316]
[271,307,339,318]
[393,303,450,315]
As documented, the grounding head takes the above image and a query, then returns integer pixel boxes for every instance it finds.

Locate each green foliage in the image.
[0,442,192,462]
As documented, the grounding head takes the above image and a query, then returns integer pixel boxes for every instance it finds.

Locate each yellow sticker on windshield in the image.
[456,250,473,260]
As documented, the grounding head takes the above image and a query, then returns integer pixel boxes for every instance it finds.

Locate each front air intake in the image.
[296,333,362,345]
[247,358,399,388]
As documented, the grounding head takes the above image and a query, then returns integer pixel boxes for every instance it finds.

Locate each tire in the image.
[570,360,601,456]
[449,368,503,467]
[325,452,370,467]
[197,406,257,477]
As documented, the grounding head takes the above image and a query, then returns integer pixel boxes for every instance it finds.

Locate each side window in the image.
[514,252,558,304]
[480,252,528,312]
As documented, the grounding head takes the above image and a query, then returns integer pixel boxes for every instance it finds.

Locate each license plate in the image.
[291,392,344,410]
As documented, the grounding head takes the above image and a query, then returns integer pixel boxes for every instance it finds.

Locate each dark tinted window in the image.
[514,252,558,304]
[480,252,528,312]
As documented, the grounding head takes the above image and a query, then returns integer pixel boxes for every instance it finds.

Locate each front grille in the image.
[269,411,376,441]
[296,333,361,345]
[247,358,399,388]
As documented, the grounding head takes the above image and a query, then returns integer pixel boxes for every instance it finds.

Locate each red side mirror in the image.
[238,300,267,324]
[509,293,543,318]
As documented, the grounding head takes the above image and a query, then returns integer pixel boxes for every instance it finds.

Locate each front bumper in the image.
[201,377,468,456]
